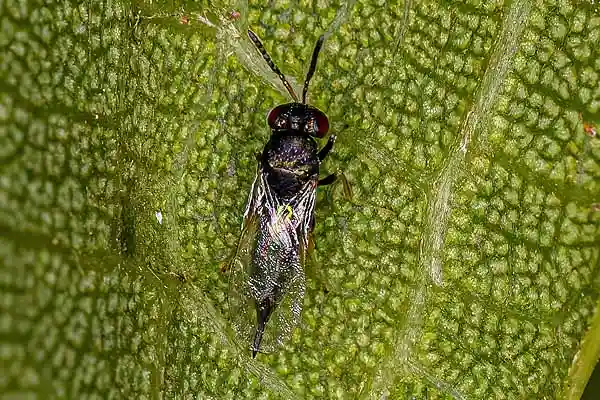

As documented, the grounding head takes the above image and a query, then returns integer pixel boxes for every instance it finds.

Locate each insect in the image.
[227,29,337,357]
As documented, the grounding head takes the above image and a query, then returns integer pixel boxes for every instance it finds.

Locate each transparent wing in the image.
[227,172,316,354]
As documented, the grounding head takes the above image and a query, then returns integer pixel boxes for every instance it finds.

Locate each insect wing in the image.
[228,173,316,353]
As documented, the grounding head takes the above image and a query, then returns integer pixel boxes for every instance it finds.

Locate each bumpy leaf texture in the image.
[1,0,600,398]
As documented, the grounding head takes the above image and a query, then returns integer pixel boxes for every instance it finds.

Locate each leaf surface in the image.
[1,0,600,399]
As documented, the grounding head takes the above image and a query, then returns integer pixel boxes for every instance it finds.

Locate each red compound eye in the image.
[267,105,287,128]
[313,110,329,138]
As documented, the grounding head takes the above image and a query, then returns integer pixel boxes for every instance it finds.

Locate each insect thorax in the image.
[261,133,319,199]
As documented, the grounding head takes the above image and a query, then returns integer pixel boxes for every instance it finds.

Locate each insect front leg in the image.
[318,135,336,161]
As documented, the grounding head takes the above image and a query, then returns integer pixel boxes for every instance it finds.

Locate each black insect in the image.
[227,29,337,357]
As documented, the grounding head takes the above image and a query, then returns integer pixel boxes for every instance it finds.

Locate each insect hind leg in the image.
[319,172,352,199]
[318,174,336,186]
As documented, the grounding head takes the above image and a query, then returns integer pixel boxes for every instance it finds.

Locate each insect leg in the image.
[318,135,336,161]
[318,174,337,186]
[321,172,353,199]
[338,172,353,199]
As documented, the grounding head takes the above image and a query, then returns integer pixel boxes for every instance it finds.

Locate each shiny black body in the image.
[262,130,319,199]
[262,134,319,198]
[227,30,337,358]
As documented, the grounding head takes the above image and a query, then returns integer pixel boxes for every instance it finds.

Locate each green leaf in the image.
[2,0,599,398]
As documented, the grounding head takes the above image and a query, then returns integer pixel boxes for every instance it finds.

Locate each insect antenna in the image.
[302,34,325,104]
[248,29,299,102]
